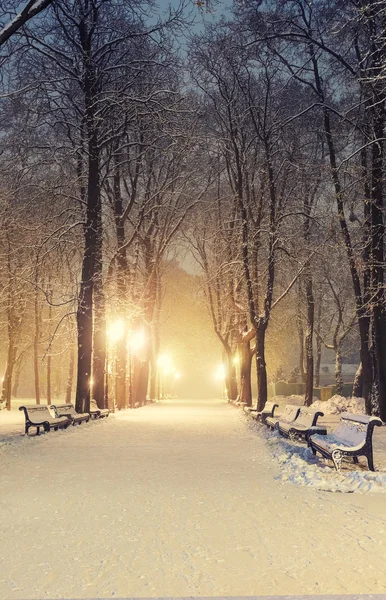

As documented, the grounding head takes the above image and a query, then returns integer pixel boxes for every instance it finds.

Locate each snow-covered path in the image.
[1,399,386,598]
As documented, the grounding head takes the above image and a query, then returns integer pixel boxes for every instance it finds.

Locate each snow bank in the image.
[312,394,366,415]
[256,424,386,494]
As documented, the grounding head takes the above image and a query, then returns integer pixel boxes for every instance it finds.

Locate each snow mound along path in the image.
[312,395,366,415]
[249,419,386,494]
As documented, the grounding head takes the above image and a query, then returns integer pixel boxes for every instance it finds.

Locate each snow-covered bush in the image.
[311,395,366,415]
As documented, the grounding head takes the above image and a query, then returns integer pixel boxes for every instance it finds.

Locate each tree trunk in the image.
[114,155,128,410]
[256,324,268,411]
[92,273,106,409]
[134,359,149,407]
[297,316,305,383]
[65,346,75,404]
[315,334,322,388]
[47,353,52,405]
[358,318,373,414]
[75,134,99,414]
[2,342,16,411]
[46,297,52,405]
[370,91,386,420]
[239,339,252,406]
[75,15,101,415]
[353,362,363,398]
[149,346,157,402]
[335,345,343,396]
[12,354,22,398]
[34,282,41,405]
[304,273,314,406]
[225,349,238,401]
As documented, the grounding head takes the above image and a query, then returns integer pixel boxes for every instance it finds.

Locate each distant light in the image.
[108,319,124,342]
[90,378,94,387]
[233,354,239,365]
[174,371,181,380]
[129,329,145,351]
[215,364,226,381]
[158,353,173,375]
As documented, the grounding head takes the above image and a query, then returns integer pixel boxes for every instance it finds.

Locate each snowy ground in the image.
[1,398,386,598]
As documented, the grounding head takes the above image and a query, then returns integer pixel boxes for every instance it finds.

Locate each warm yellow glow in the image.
[174,371,181,380]
[108,319,124,342]
[89,378,94,387]
[129,329,145,351]
[233,354,239,365]
[158,353,173,375]
[215,364,226,381]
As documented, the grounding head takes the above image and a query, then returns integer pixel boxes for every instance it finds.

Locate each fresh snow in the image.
[256,421,386,494]
[1,398,386,598]
[311,395,366,415]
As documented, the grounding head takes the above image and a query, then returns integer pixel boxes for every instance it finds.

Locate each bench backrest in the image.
[262,401,278,414]
[334,413,383,447]
[294,407,324,428]
[52,404,76,417]
[281,404,301,422]
[19,405,56,421]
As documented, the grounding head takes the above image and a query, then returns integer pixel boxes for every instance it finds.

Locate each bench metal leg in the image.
[367,454,375,471]
[332,449,343,472]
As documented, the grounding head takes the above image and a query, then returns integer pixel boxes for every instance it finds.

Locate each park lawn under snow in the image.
[1,398,386,598]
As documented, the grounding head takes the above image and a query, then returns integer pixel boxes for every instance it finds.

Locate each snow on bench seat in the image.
[51,403,90,425]
[308,412,383,471]
[266,404,300,430]
[244,401,279,424]
[19,405,71,436]
[278,407,324,441]
[89,399,110,419]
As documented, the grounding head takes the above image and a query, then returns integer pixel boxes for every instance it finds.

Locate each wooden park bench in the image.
[278,406,325,441]
[51,403,90,425]
[89,399,110,419]
[308,412,383,472]
[266,404,300,430]
[19,405,71,436]
[244,401,279,424]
